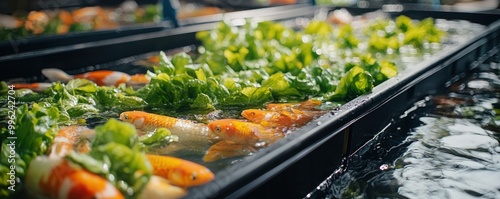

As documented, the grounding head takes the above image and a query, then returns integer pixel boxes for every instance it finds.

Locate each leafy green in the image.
[329,66,374,101]
[171,52,193,74]
[262,73,302,98]
[67,119,152,199]
[366,16,445,53]
[346,54,398,85]
[92,118,139,148]
[140,128,179,150]
[0,80,146,125]
[154,51,175,75]
[224,87,274,107]
[0,104,59,198]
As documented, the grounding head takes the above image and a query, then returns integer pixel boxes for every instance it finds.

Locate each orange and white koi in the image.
[48,125,94,158]
[0,14,23,29]
[120,111,220,153]
[25,156,124,199]
[41,68,149,87]
[128,74,151,88]
[146,154,215,188]
[11,82,52,92]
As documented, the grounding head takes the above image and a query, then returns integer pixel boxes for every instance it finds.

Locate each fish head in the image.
[241,109,268,123]
[208,119,238,139]
[120,111,146,129]
[172,164,215,187]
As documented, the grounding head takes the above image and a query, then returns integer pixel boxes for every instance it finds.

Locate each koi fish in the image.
[146,154,215,187]
[42,68,131,87]
[72,6,102,23]
[48,125,94,158]
[204,119,284,162]
[128,74,151,88]
[138,176,186,199]
[25,11,49,34]
[25,156,124,199]
[241,109,311,129]
[207,119,284,147]
[266,99,322,112]
[11,82,52,92]
[120,111,220,153]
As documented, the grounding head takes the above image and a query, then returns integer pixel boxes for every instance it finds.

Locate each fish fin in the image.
[254,128,284,144]
[203,141,253,162]
[41,68,74,82]
[298,99,322,110]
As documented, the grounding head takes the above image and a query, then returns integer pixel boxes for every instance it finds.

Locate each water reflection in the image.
[394,118,500,199]
[307,61,500,199]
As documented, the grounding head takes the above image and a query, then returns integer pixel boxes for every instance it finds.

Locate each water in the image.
[307,59,500,199]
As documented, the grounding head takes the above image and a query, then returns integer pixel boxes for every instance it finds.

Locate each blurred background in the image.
[0,0,497,41]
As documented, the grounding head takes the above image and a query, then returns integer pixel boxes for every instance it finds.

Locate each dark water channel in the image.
[306,58,500,199]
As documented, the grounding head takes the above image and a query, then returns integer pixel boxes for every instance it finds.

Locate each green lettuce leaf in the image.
[0,103,59,198]
[329,66,374,101]
[67,119,152,199]
[223,87,273,107]
[262,72,302,98]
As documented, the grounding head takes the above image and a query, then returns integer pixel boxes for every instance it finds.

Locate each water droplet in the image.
[379,164,391,170]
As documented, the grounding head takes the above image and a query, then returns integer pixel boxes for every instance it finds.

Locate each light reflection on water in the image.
[307,61,500,199]
[394,117,500,199]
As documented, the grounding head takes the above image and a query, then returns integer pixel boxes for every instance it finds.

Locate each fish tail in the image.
[12,82,52,92]
[42,68,74,82]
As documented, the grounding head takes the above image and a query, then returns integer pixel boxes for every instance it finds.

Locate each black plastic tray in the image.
[1,6,499,199]
[0,4,312,56]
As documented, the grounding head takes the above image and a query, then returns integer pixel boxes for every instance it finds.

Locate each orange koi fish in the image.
[25,11,49,34]
[146,154,215,187]
[241,108,326,129]
[120,111,220,153]
[48,125,94,158]
[207,119,284,147]
[11,82,52,92]
[204,119,284,162]
[128,74,151,88]
[42,68,131,87]
[138,176,186,199]
[25,156,124,199]
[266,99,322,112]
[72,6,102,23]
